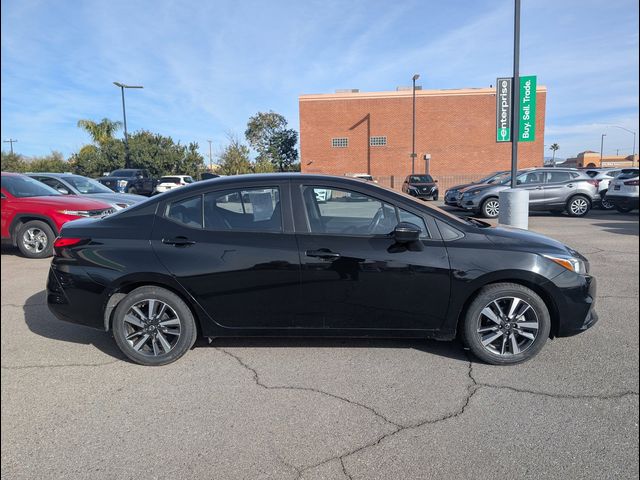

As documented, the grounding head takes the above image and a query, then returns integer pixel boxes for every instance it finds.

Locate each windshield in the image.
[160,177,181,183]
[618,169,639,179]
[63,175,114,194]
[483,172,510,184]
[408,175,433,183]
[1,175,61,197]
[110,170,135,177]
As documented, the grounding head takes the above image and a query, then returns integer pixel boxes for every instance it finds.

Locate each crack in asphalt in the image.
[216,350,640,480]
[215,347,403,430]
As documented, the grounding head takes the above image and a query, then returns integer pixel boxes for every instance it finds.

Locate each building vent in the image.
[332,137,349,148]
[335,89,359,93]
[370,136,387,147]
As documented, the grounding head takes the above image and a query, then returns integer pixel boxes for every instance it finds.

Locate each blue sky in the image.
[1,0,638,161]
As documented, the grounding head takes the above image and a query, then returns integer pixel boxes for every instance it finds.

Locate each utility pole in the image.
[411,74,420,175]
[3,138,17,154]
[600,133,606,167]
[207,140,213,170]
[113,82,143,168]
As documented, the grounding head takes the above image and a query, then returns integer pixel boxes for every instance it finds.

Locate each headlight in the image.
[60,210,93,217]
[117,180,128,188]
[543,254,588,274]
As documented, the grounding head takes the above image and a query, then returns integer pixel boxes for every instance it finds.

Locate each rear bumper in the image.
[47,265,105,330]
[604,195,639,209]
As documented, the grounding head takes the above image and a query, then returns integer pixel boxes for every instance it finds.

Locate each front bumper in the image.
[552,271,598,337]
[408,187,438,199]
[444,191,461,206]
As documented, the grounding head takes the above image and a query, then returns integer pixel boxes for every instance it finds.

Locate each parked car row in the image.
[444,167,638,218]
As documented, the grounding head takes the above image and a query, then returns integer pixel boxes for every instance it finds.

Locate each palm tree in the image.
[549,143,560,166]
[77,118,123,146]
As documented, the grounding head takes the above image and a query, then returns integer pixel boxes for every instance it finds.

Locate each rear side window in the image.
[166,195,203,228]
[546,171,571,183]
[618,169,639,180]
[204,187,282,232]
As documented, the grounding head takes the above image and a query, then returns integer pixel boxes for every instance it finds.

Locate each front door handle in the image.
[306,249,341,260]
[567,184,574,188]
[162,236,196,247]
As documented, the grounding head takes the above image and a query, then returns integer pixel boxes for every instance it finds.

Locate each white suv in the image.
[605,169,639,213]
[154,175,194,194]
[585,168,622,210]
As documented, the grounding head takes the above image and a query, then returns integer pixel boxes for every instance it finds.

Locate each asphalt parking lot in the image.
[1,208,638,479]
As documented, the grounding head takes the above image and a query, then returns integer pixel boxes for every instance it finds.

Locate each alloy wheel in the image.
[600,197,615,210]
[484,200,500,217]
[22,227,48,254]
[570,198,589,216]
[123,299,182,357]
[476,296,539,356]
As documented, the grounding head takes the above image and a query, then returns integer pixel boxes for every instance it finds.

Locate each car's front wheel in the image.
[480,197,500,218]
[16,220,55,258]
[112,286,197,366]
[461,283,551,365]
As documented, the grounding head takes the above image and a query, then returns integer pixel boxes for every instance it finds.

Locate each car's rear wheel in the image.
[433,194,439,201]
[112,286,197,366]
[600,191,615,210]
[461,283,550,365]
[16,220,55,258]
[566,195,591,217]
[480,198,500,218]
[616,205,633,213]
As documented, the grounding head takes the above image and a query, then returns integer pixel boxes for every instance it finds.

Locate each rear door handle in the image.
[305,249,341,260]
[162,236,196,247]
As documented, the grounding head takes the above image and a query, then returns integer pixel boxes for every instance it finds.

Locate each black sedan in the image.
[47,174,597,366]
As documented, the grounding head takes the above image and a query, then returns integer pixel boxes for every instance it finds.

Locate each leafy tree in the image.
[245,111,299,171]
[77,118,123,146]
[253,157,276,173]
[218,135,252,175]
[1,151,27,172]
[27,151,69,172]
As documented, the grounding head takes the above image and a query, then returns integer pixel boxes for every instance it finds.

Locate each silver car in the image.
[27,173,145,210]
[459,168,599,218]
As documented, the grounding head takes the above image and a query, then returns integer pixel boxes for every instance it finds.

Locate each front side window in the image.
[166,195,203,228]
[302,186,428,237]
[204,187,281,232]
[516,171,545,185]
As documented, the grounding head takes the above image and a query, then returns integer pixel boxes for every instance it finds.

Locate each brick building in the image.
[299,86,546,190]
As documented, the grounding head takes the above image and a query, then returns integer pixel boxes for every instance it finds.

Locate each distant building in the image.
[299,86,546,189]
[563,151,638,168]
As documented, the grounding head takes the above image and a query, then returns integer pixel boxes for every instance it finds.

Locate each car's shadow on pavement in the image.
[24,291,470,364]
[23,291,126,361]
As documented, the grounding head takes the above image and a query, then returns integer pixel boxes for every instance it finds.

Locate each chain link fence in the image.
[375,174,491,193]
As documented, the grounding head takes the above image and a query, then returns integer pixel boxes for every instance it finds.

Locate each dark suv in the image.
[97,169,156,196]
[402,174,439,200]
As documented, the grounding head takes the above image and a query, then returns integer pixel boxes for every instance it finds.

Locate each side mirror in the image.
[57,187,70,195]
[516,180,523,185]
[393,222,421,243]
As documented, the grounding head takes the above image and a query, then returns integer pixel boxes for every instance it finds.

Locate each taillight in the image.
[587,180,599,188]
[624,179,639,186]
[53,237,88,255]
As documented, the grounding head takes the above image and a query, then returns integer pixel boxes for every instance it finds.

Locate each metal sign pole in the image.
[510,0,520,189]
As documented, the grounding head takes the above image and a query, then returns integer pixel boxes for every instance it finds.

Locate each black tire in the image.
[480,197,500,218]
[16,220,55,258]
[566,195,591,217]
[616,205,633,213]
[127,187,137,195]
[461,283,551,365]
[112,286,197,366]
[433,194,439,201]
[599,191,615,210]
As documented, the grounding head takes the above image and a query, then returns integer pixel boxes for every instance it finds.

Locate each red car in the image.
[1,172,115,258]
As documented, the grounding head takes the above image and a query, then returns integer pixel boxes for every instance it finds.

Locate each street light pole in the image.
[600,133,606,167]
[3,138,17,154]
[610,125,637,166]
[207,140,213,170]
[411,73,420,175]
[113,82,143,168]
